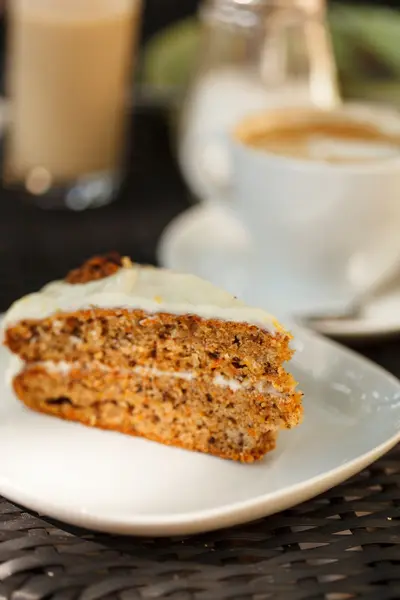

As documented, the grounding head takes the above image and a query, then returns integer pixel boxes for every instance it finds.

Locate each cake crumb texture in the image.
[13,365,293,462]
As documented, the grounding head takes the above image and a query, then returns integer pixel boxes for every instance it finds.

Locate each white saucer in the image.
[1,329,400,536]
[158,204,400,341]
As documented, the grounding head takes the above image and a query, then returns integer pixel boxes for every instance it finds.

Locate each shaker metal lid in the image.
[204,0,324,12]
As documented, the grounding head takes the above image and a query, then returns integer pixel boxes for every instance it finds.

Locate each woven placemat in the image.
[0,444,399,600]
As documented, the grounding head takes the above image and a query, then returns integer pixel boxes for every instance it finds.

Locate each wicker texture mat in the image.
[0,444,398,600]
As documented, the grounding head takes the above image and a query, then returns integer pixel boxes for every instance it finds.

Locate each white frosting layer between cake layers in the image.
[3,265,279,332]
[6,357,290,399]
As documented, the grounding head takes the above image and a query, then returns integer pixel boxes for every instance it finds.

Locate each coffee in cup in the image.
[235,107,400,164]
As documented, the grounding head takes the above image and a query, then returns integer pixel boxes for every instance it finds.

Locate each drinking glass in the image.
[3,0,142,210]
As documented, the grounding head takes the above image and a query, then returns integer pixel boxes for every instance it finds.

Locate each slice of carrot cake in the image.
[3,253,303,462]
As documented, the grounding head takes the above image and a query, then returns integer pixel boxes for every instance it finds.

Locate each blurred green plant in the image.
[140,18,200,94]
[140,4,400,106]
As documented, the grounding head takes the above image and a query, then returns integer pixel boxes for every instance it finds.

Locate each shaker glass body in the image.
[178,0,339,203]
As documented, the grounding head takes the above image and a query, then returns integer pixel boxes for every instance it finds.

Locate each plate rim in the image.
[1,322,400,536]
[0,427,398,537]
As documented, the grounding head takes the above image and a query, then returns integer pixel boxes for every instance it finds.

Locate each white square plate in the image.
[0,327,399,536]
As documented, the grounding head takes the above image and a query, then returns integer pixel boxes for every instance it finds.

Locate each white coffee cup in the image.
[227,104,400,316]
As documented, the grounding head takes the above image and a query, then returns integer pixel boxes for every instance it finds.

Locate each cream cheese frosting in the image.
[6,357,289,399]
[3,264,280,332]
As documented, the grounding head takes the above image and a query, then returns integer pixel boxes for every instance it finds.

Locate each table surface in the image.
[0,108,399,600]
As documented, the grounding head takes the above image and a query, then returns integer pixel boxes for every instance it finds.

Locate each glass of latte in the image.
[3,0,142,210]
